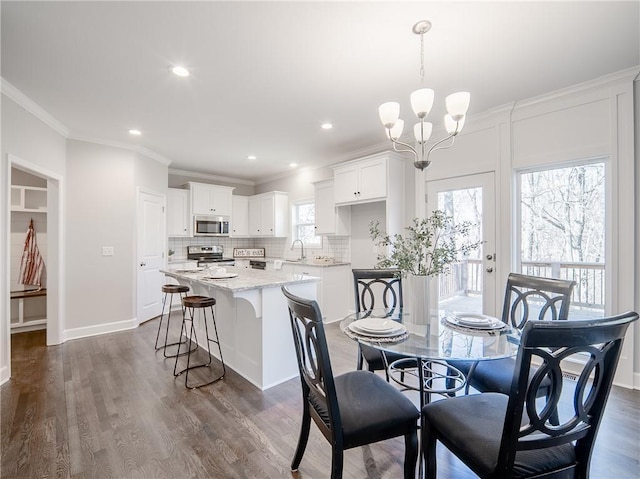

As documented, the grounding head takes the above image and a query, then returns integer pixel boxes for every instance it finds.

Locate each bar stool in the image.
[155,284,194,358]
[174,295,226,389]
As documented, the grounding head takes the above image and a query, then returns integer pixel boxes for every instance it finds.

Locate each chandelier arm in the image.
[390,138,419,158]
[426,133,457,157]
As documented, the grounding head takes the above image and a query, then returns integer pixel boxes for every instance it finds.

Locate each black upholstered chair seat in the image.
[449,357,552,395]
[310,371,420,449]
[423,393,575,479]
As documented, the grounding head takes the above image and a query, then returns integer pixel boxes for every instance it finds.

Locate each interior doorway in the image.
[10,167,48,333]
[4,154,63,382]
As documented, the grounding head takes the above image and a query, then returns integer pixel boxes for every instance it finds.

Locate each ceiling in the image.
[2,1,639,184]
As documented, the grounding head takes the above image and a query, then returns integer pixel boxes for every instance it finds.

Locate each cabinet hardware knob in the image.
[140,262,146,267]
[486,267,494,273]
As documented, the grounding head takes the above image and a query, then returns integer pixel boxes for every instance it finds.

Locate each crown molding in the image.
[68,134,172,166]
[512,65,640,111]
[1,77,70,137]
[168,168,255,186]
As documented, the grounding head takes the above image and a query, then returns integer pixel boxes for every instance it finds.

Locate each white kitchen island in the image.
[162,266,319,390]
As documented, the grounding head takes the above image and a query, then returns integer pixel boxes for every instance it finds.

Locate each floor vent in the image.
[562,372,578,381]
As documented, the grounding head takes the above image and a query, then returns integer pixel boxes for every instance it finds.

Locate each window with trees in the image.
[293,201,321,247]
[517,160,605,317]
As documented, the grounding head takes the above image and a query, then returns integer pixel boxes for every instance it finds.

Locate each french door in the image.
[426,172,497,316]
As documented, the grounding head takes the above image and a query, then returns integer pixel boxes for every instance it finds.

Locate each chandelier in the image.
[378,20,470,170]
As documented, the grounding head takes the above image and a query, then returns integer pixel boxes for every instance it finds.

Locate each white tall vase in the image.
[405,274,431,333]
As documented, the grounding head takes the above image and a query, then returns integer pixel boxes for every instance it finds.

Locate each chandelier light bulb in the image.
[410,88,435,119]
[378,102,400,129]
[414,121,433,144]
[389,119,405,140]
[445,114,466,135]
[445,92,471,121]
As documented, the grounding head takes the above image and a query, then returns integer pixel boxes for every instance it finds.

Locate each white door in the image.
[137,190,165,323]
[426,172,497,316]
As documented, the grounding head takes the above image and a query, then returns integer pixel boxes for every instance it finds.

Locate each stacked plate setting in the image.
[445,313,505,330]
[348,318,407,337]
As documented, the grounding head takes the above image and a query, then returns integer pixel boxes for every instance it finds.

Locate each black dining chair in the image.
[282,286,420,479]
[422,311,638,479]
[353,268,410,381]
[448,273,576,399]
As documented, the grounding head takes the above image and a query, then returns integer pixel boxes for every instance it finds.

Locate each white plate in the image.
[349,322,407,337]
[350,318,405,334]
[446,313,505,330]
[202,273,238,280]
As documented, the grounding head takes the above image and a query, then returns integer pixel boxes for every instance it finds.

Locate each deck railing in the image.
[439,259,605,311]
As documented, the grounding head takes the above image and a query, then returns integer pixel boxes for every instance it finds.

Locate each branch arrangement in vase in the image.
[370,210,483,277]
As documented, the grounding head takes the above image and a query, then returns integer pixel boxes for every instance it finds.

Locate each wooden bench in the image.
[10,288,47,331]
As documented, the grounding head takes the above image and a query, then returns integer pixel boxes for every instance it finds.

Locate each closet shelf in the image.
[11,185,47,213]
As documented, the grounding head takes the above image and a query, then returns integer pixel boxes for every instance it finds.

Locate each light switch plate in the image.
[102,246,114,256]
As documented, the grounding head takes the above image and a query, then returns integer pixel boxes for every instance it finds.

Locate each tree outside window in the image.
[518,161,605,316]
[293,201,322,247]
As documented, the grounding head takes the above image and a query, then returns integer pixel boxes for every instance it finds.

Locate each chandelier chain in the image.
[419,31,425,84]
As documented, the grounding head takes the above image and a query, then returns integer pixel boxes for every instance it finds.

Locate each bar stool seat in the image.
[155,284,195,358]
[174,295,226,389]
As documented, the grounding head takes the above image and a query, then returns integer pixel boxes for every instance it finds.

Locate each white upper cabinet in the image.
[167,188,191,237]
[231,195,249,237]
[314,179,350,235]
[189,182,234,216]
[248,191,289,237]
[333,155,388,205]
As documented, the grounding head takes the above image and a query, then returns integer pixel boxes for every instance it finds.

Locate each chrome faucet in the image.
[291,239,306,260]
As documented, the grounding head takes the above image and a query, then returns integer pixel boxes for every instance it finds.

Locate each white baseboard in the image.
[0,365,10,385]
[63,318,137,342]
[633,372,640,390]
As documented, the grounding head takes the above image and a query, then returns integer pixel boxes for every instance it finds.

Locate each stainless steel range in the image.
[187,245,235,267]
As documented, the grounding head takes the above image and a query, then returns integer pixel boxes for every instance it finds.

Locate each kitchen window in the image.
[293,200,322,247]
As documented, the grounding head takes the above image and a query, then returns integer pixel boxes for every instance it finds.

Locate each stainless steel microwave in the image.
[193,215,230,236]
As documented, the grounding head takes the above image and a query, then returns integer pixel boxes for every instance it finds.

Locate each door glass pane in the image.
[437,187,483,312]
[519,162,605,318]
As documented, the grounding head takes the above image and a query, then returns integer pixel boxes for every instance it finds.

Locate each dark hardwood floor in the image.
[2,316,639,478]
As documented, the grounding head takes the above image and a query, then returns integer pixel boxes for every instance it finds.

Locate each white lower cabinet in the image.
[234,259,250,269]
[282,263,350,322]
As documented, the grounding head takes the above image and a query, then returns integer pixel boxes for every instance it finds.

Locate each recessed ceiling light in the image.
[289,163,298,168]
[321,122,333,130]
[248,155,257,160]
[129,129,142,136]
[170,65,190,77]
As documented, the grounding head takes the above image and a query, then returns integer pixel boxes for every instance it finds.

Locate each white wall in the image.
[349,201,386,269]
[1,93,67,383]
[65,140,168,336]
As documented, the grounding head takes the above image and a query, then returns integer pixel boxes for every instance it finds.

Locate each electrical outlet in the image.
[102,246,114,256]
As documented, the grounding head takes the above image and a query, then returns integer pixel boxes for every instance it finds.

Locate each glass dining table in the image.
[340,307,521,407]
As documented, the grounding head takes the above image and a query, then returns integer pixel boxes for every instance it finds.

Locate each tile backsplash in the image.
[168,235,351,263]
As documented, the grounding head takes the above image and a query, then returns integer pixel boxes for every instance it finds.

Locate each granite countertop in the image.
[162,265,320,293]
[263,257,351,267]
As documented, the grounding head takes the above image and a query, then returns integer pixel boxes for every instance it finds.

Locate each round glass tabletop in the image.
[340,308,520,361]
